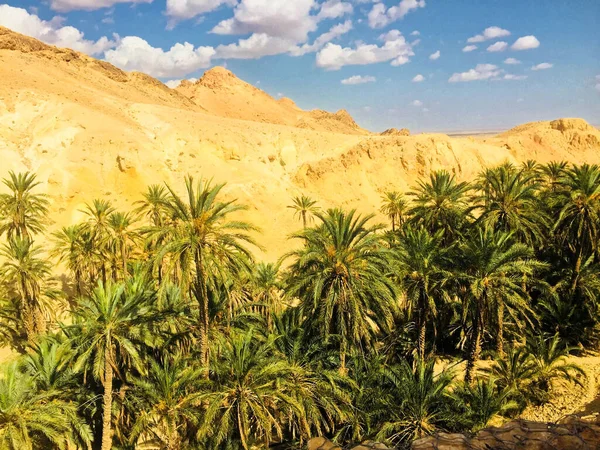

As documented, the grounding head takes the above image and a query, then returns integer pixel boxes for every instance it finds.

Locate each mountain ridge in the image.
[1,26,599,259]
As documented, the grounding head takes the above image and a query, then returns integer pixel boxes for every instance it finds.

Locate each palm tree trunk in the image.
[496,300,504,356]
[417,291,427,358]
[465,296,485,383]
[101,347,114,450]
[19,280,36,342]
[121,245,128,279]
[195,249,210,373]
[302,212,307,229]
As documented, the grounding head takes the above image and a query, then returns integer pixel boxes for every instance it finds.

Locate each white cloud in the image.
[412,74,425,82]
[0,4,115,55]
[317,0,354,20]
[511,35,540,50]
[411,99,423,107]
[504,57,520,65]
[341,75,376,85]
[215,33,295,59]
[531,62,553,70]
[165,0,237,26]
[411,30,420,36]
[467,26,510,43]
[290,20,352,56]
[503,74,527,80]
[487,41,507,52]
[448,63,501,82]
[104,36,215,77]
[367,0,425,29]
[211,0,351,42]
[429,50,440,60]
[363,106,372,112]
[165,77,198,88]
[49,0,151,12]
[462,45,477,52]
[315,29,415,70]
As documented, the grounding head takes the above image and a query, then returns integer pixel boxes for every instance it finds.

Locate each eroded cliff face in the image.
[1,26,599,259]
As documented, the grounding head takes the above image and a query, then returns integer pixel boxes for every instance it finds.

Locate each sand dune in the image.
[1,26,599,259]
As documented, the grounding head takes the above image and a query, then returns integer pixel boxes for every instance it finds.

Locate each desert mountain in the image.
[176,66,366,134]
[1,26,599,259]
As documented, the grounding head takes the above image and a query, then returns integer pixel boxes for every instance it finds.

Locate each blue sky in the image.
[1,0,599,132]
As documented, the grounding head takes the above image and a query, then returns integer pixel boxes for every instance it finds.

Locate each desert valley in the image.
[1,16,600,450]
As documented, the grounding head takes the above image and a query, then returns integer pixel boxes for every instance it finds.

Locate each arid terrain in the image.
[1,25,600,262]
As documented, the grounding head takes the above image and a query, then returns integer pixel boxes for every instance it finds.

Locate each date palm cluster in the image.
[0,161,596,449]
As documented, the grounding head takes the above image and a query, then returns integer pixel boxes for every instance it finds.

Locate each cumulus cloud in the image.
[104,36,215,77]
[341,75,376,85]
[49,0,151,12]
[165,0,237,26]
[504,57,521,65]
[467,26,510,43]
[290,20,352,56]
[164,77,198,88]
[531,62,553,70]
[411,30,420,36]
[367,0,425,29]
[511,35,540,50]
[503,74,527,80]
[215,33,296,59]
[411,99,423,107]
[412,74,425,82]
[448,63,501,82]
[211,0,351,43]
[315,29,415,70]
[487,41,507,52]
[429,50,440,60]
[0,4,115,55]
[317,0,354,20]
[462,45,477,52]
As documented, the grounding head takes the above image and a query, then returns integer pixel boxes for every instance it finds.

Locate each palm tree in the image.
[395,227,450,357]
[474,164,548,246]
[450,377,518,431]
[129,355,204,450]
[288,195,320,228]
[69,281,153,450]
[540,161,569,193]
[286,209,397,371]
[198,330,302,449]
[458,229,544,382]
[376,358,454,445]
[553,164,600,293]
[0,171,49,240]
[408,170,471,245]
[52,225,99,297]
[107,211,139,279]
[151,175,258,368]
[81,199,115,283]
[380,191,408,232]
[480,346,535,396]
[525,334,585,404]
[0,362,91,450]
[250,262,284,329]
[135,185,172,282]
[134,184,171,228]
[0,237,53,342]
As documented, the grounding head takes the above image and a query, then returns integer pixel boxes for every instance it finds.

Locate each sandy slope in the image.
[1,26,600,260]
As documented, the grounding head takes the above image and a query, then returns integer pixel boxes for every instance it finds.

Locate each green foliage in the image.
[0,164,598,449]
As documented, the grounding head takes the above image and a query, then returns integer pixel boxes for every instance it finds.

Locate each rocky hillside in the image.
[1,26,599,259]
